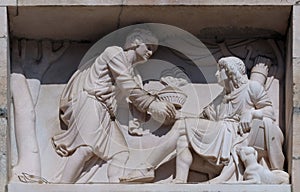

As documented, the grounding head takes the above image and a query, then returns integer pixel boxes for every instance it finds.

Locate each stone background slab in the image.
[0,1,299,192]
[0,6,8,192]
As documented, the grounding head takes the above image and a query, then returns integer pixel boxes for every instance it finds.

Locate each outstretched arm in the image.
[101,46,176,120]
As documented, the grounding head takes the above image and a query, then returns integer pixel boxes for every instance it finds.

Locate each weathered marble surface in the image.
[0,7,8,192]
[7,24,288,186]
[0,0,16,6]
[292,5,300,192]
[0,2,299,192]
[294,5,300,58]
[11,0,297,6]
[10,83,222,183]
[8,6,291,41]
[292,58,300,192]
[7,183,291,192]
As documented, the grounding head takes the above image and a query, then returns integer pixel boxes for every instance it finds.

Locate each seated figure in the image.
[176,57,284,183]
[121,56,285,183]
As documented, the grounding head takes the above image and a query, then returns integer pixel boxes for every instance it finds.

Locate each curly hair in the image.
[124,28,158,51]
[218,56,248,87]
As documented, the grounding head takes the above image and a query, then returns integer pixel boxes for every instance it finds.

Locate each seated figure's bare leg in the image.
[145,119,183,166]
[174,134,192,183]
[107,151,129,182]
[60,146,94,183]
[120,120,183,182]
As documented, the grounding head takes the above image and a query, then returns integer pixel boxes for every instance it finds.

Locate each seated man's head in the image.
[124,28,158,64]
[216,56,248,88]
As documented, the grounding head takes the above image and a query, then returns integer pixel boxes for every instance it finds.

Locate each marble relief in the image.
[8,24,288,185]
[10,39,69,182]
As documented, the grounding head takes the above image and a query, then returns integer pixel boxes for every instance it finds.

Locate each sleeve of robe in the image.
[101,46,156,113]
[202,92,224,121]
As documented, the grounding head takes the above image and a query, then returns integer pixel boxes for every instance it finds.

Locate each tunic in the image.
[52,46,155,160]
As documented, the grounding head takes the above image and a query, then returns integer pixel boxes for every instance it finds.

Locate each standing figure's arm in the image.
[101,46,175,121]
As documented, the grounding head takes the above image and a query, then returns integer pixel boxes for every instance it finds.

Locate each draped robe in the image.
[186,80,284,170]
[52,46,155,160]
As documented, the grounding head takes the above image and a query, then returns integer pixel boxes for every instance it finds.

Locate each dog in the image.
[237,146,289,184]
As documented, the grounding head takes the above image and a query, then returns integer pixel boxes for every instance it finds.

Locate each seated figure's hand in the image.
[238,110,253,136]
[201,105,217,121]
[148,100,176,124]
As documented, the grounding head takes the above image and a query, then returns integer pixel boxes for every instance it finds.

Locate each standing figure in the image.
[52,28,176,183]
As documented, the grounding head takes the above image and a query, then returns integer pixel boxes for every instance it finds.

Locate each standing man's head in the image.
[124,28,158,51]
[124,28,158,64]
